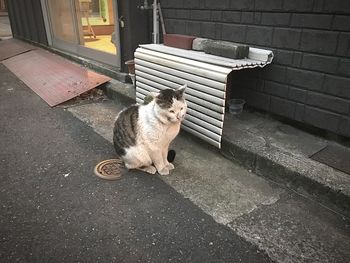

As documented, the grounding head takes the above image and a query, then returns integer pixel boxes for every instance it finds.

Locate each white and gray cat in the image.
[113,84,187,175]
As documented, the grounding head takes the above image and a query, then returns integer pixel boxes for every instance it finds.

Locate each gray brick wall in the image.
[160,0,350,138]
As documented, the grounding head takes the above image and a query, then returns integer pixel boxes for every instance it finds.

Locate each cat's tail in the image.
[167,150,176,163]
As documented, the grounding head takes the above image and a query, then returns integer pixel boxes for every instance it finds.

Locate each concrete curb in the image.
[220,139,350,217]
[100,79,136,105]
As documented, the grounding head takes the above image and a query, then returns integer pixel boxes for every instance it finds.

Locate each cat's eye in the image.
[180,107,183,110]
[169,110,175,113]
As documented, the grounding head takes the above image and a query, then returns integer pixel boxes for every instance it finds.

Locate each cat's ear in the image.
[149,91,160,98]
[176,84,187,97]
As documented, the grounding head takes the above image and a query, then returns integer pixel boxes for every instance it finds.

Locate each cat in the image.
[113,84,187,175]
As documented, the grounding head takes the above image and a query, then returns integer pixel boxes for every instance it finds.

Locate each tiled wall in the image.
[160,0,350,137]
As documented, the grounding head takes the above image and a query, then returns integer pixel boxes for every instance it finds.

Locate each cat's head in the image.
[152,84,187,123]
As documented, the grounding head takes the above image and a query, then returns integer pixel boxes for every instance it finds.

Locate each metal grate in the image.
[134,44,273,148]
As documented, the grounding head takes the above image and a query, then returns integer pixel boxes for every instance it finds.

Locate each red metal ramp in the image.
[2,49,111,107]
[0,38,35,61]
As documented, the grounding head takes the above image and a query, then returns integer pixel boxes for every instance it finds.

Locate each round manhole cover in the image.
[94,159,123,180]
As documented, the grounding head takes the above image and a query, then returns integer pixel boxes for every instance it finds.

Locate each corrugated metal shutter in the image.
[134,44,273,148]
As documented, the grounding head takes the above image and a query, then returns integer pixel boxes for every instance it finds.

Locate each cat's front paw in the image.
[144,166,157,174]
[166,162,175,170]
[158,167,170,175]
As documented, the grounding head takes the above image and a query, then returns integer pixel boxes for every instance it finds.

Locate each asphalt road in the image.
[0,64,271,262]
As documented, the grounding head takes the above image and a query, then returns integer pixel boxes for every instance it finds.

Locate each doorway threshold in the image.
[14,37,129,84]
[44,45,129,84]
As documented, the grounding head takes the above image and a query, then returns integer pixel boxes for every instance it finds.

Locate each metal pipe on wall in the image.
[152,0,159,43]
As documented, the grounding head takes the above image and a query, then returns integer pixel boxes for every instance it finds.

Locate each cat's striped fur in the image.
[113,105,139,156]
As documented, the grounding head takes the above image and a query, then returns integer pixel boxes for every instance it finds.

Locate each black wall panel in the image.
[6,0,48,45]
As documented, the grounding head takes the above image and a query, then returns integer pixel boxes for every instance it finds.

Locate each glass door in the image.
[74,0,120,66]
[44,0,120,68]
[47,0,79,53]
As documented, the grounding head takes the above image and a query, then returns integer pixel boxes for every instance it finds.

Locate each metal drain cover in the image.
[94,159,123,180]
